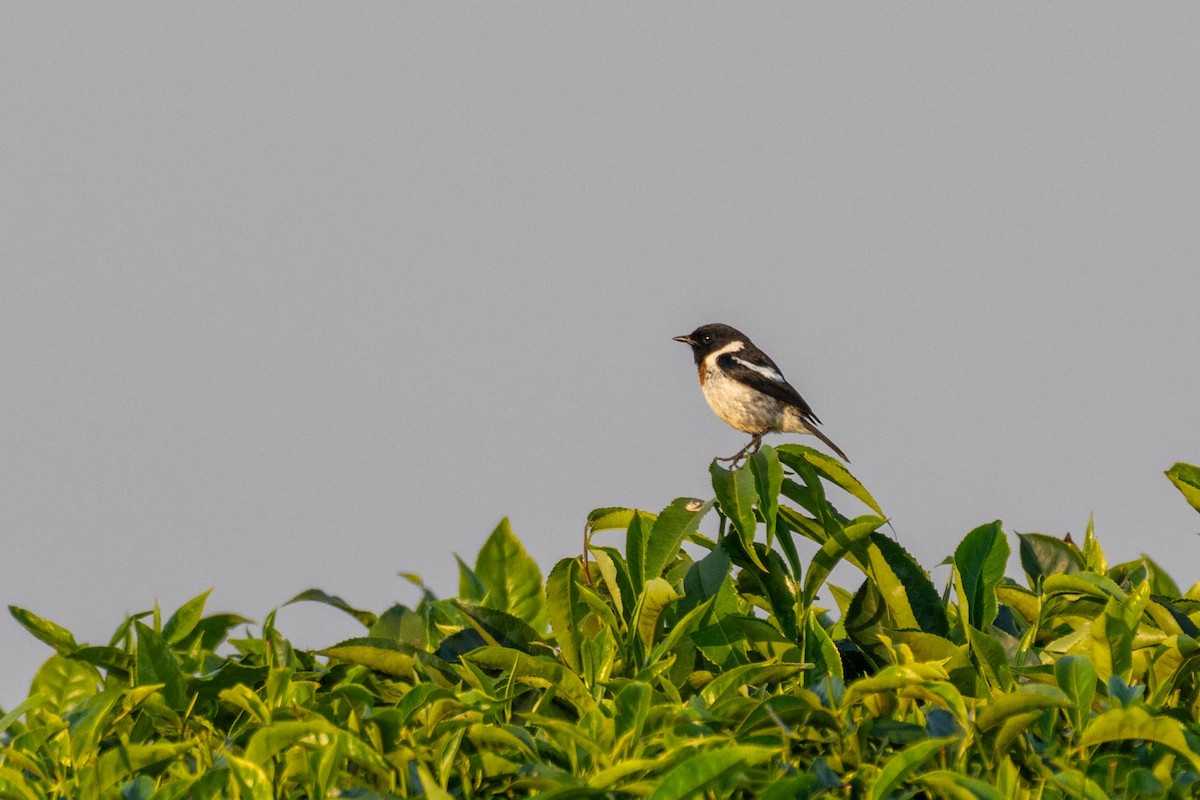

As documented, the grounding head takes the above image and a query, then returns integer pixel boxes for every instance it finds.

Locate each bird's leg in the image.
[714,434,764,468]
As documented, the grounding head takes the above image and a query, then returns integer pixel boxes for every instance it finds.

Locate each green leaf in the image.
[226,755,274,800]
[0,692,49,737]
[1091,613,1133,684]
[1055,654,1097,729]
[633,578,679,651]
[804,610,843,681]
[869,737,957,800]
[369,603,427,646]
[219,684,273,725]
[1079,706,1200,771]
[1017,532,1083,588]
[711,460,764,571]
[975,685,1070,732]
[192,612,254,651]
[1048,769,1110,800]
[802,515,878,607]
[953,521,1009,631]
[1109,555,1181,597]
[321,638,434,679]
[454,601,542,652]
[624,511,653,597]
[648,746,776,800]
[463,646,595,713]
[66,688,124,763]
[9,606,78,653]
[701,662,806,706]
[589,545,634,622]
[749,445,784,544]
[965,623,1012,692]
[680,544,731,615]
[475,518,547,631]
[866,529,946,635]
[777,444,885,517]
[587,506,638,534]
[456,555,487,603]
[613,682,651,754]
[93,743,193,795]
[284,589,377,628]
[29,654,101,716]
[844,578,891,667]
[1042,572,1125,601]
[546,558,587,673]
[643,498,713,582]
[1081,514,1106,573]
[914,771,1003,800]
[244,718,342,765]
[1166,462,1200,513]
[162,588,212,645]
[736,542,799,640]
[134,621,186,710]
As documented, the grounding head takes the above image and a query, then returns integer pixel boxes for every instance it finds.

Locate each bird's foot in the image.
[714,435,763,468]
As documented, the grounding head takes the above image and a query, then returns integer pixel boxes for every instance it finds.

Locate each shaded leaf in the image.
[1017,532,1084,588]
[285,589,377,628]
[134,621,185,710]
[954,521,1008,631]
[648,746,776,800]
[870,737,957,800]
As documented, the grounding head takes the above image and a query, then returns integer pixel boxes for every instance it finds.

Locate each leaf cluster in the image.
[3,455,1200,798]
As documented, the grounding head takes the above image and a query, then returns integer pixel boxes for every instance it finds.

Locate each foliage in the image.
[4,453,1200,798]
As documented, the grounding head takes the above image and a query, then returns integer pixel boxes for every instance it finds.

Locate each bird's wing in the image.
[717,353,822,425]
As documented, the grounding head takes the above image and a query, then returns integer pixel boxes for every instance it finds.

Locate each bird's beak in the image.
[673,335,695,345]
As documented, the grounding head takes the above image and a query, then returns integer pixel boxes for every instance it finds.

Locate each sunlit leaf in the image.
[1166,462,1200,513]
[1080,706,1200,770]
[867,530,947,635]
[162,588,212,645]
[8,606,78,654]
[28,654,101,717]
[633,578,679,651]
[776,444,885,517]
[475,518,547,631]
[643,498,713,582]
[546,558,587,673]
[975,685,1069,732]
[749,445,784,544]
[711,460,765,571]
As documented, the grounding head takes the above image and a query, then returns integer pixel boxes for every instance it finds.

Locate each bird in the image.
[673,323,849,464]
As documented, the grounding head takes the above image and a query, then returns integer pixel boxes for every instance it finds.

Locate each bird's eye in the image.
[701,334,712,343]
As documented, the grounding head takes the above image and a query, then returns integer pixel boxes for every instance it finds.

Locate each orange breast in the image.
[698,362,707,386]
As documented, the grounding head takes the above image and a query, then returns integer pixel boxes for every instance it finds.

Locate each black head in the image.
[673,323,749,363]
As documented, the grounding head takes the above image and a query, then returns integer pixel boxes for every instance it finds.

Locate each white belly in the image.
[701,368,786,434]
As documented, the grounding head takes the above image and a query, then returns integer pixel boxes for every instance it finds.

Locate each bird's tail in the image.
[808,425,850,463]
[782,406,850,462]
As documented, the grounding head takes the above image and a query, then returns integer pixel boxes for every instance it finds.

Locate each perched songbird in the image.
[674,323,849,463]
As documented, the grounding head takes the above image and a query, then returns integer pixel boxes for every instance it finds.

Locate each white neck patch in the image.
[704,340,745,368]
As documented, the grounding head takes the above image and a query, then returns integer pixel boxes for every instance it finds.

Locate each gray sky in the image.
[3,6,1198,707]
